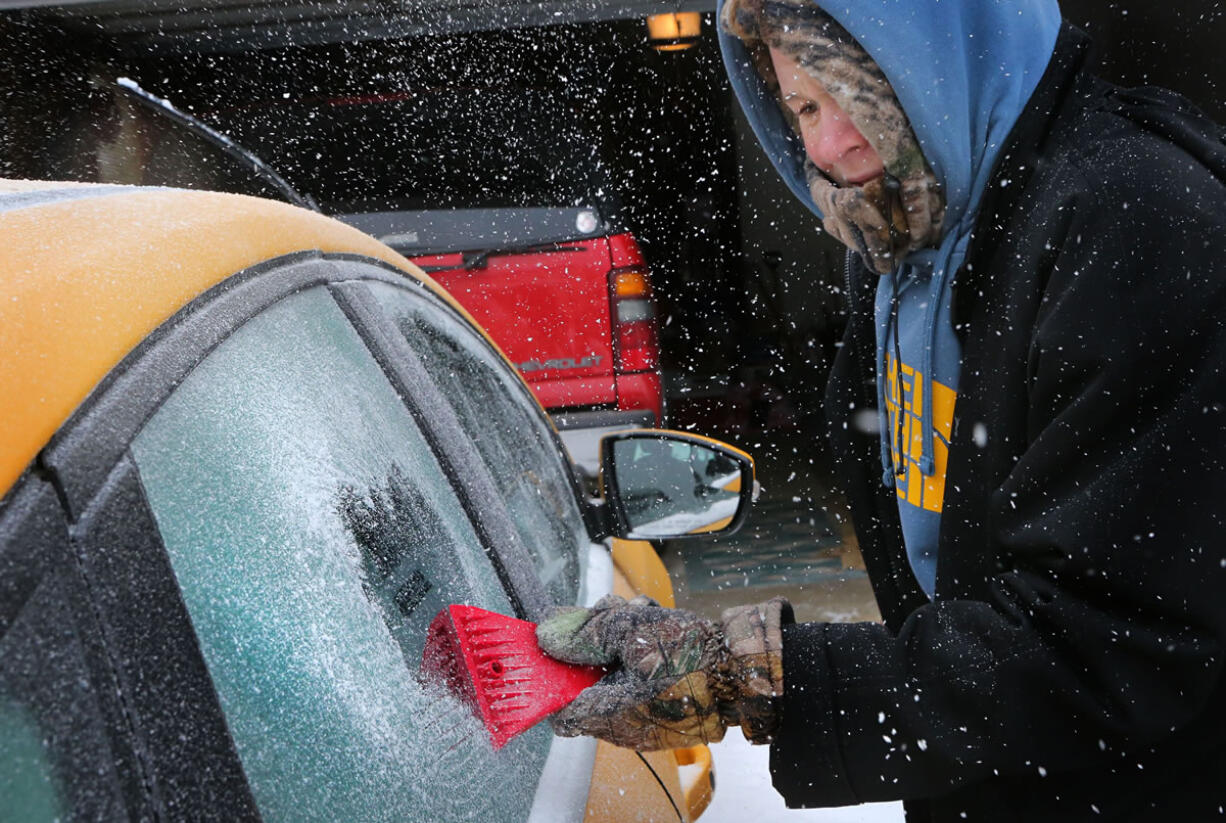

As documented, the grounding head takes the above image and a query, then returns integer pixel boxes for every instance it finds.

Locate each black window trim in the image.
[322,255,608,544]
[327,276,551,618]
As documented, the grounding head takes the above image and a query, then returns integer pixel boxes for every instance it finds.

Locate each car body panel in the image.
[530,374,619,409]
[674,744,715,821]
[610,538,676,609]
[606,231,647,270]
[586,743,691,823]
[615,371,665,422]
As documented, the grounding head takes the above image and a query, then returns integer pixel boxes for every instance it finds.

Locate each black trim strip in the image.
[71,456,261,820]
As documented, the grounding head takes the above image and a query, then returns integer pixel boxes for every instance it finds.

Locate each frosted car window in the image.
[130,288,551,823]
[367,281,585,605]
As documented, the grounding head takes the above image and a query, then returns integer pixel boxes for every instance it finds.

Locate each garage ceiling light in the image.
[646,11,701,51]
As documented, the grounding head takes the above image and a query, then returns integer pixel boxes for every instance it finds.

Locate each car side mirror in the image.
[596,429,757,540]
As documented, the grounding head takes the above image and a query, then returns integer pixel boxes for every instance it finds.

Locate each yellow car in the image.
[0,181,755,822]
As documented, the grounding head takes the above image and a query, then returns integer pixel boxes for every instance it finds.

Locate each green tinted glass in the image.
[0,700,63,822]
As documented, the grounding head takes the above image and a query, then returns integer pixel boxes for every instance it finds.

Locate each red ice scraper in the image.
[420,604,606,749]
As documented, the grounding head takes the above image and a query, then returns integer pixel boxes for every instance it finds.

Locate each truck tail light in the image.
[609,268,660,373]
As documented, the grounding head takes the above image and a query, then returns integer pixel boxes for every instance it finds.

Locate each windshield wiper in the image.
[417,242,584,273]
[114,77,319,212]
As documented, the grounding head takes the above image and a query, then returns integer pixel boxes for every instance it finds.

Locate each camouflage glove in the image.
[535,594,790,751]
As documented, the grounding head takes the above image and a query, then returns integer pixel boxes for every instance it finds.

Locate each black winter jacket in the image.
[770,26,1226,822]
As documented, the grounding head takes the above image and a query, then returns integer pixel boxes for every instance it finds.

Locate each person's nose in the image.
[804,112,865,175]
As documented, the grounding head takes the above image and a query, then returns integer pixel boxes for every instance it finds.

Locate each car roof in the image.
[0,180,469,498]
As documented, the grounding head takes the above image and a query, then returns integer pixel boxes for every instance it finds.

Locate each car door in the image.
[3,254,589,820]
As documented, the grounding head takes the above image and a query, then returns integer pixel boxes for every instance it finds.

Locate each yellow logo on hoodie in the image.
[884,351,957,513]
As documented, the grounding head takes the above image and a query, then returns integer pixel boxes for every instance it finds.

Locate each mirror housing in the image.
[596,429,756,540]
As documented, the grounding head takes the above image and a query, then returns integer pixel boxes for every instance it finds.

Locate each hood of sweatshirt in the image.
[718,0,1063,252]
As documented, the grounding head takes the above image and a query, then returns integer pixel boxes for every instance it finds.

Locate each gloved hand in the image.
[535,594,790,751]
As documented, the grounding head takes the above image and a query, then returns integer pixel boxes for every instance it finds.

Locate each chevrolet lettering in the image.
[519,355,604,373]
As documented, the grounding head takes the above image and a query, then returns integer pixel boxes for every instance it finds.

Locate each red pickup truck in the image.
[339,207,664,456]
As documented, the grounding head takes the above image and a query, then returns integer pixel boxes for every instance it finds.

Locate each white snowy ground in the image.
[702,732,904,823]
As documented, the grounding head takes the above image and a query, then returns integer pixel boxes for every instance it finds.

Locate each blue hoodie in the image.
[719,0,1061,597]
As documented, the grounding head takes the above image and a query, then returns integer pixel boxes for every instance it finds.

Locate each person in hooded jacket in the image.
[536,1,1226,819]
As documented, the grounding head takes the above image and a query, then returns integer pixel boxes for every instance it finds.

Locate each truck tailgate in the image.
[424,239,616,396]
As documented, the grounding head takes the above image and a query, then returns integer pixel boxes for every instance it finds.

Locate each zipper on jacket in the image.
[842,250,855,318]
[843,250,879,411]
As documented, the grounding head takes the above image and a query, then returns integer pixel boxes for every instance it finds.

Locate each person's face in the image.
[769,46,885,187]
